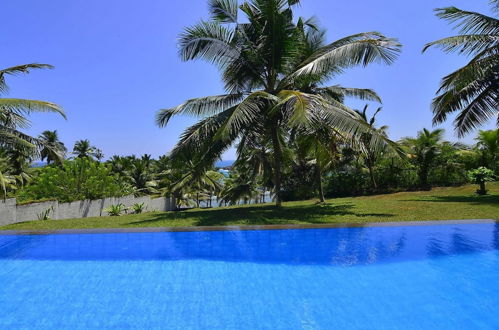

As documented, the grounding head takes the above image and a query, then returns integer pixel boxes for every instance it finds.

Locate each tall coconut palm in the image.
[291,121,344,203]
[157,0,401,206]
[0,64,65,151]
[400,128,445,189]
[354,105,390,191]
[39,130,66,164]
[423,1,499,136]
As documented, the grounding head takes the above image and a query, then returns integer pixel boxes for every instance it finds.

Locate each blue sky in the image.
[1,0,495,160]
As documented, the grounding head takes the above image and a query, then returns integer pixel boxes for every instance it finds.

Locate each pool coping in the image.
[0,219,497,236]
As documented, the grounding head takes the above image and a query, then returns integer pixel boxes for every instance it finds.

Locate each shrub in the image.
[131,203,145,214]
[37,207,54,220]
[467,167,495,195]
[105,203,127,216]
[17,158,132,203]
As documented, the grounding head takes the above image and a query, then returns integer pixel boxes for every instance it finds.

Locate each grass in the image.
[1,183,498,231]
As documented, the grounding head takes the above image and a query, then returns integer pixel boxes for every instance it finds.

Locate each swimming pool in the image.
[1,221,498,329]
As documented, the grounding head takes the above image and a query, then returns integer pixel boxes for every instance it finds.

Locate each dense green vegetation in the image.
[153,0,498,207]
[2,183,497,231]
[17,158,131,203]
[0,0,497,215]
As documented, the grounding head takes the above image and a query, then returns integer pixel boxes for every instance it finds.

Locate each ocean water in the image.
[0,222,498,329]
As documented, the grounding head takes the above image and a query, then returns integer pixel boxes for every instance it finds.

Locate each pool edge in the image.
[0,219,497,235]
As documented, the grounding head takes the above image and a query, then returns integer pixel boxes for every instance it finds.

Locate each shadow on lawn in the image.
[128,203,396,227]
[402,194,499,206]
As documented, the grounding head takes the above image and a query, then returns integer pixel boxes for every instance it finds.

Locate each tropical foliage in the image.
[156,0,402,206]
[0,64,65,200]
[73,139,103,160]
[2,1,497,212]
[0,64,65,151]
[468,166,496,194]
[423,1,498,136]
[17,158,131,203]
[39,130,66,165]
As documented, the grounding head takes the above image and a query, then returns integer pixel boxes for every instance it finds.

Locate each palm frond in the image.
[0,126,38,151]
[317,85,382,103]
[453,83,498,137]
[423,34,499,56]
[0,99,65,119]
[286,32,401,82]
[312,100,404,157]
[216,92,272,138]
[179,20,239,68]
[0,64,54,94]
[209,0,238,23]
[433,6,499,35]
[170,107,237,160]
[156,93,243,127]
[431,56,498,133]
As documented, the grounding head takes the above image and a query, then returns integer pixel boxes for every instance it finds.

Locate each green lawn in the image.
[2,183,498,231]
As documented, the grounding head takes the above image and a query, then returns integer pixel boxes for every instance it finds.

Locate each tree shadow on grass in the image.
[401,194,499,207]
[128,203,395,227]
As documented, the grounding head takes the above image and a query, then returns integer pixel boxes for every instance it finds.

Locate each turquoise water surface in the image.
[0,222,498,329]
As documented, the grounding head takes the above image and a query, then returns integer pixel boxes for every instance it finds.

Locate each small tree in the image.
[467,167,495,195]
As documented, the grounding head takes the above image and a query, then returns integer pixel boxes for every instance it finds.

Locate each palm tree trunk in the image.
[270,128,283,207]
[419,167,429,190]
[478,181,487,195]
[316,164,325,203]
[367,164,378,191]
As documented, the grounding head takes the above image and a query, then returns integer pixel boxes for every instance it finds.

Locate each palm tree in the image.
[0,64,65,151]
[169,158,224,208]
[126,159,158,196]
[0,154,15,201]
[423,1,498,136]
[94,149,104,161]
[475,129,499,171]
[220,170,260,205]
[157,0,401,206]
[39,130,66,164]
[108,155,136,177]
[354,105,391,191]
[0,170,16,201]
[400,128,445,189]
[233,129,276,202]
[73,139,99,159]
[291,122,343,203]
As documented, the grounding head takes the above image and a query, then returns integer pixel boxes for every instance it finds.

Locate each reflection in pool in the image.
[0,222,498,329]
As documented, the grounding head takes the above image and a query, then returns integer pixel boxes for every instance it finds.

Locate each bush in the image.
[131,203,145,214]
[467,167,495,195]
[37,207,54,220]
[105,203,127,216]
[17,158,132,203]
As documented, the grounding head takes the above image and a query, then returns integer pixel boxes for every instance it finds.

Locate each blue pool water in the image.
[1,222,498,329]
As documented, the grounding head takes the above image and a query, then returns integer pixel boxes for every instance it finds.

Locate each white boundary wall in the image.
[0,196,175,226]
